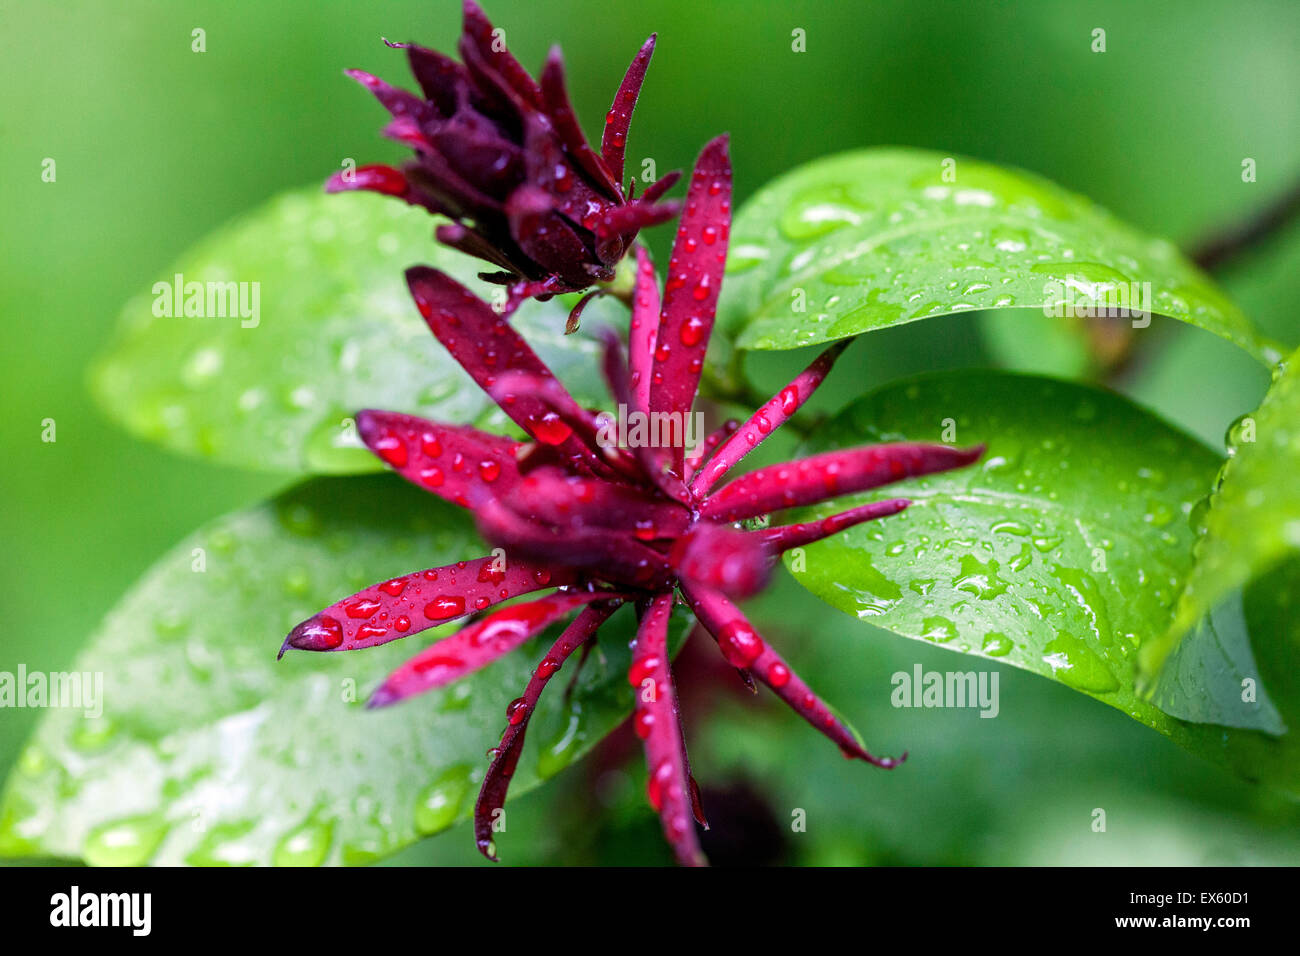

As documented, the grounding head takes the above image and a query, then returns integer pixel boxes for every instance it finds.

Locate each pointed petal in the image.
[598,318,691,504]
[639,169,682,204]
[404,267,592,458]
[596,325,633,412]
[683,584,905,768]
[630,592,707,866]
[538,47,621,199]
[435,221,524,276]
[701,443,984,522]
[647,135,733,472]
[628,245,660,417]
[461,0,542,108]
[355,409,519,508]
[565,289,606,335]
[382,116,432,152]
[280,554,576,657]
[324,164,442,215]
[475,603,615,860]
[405,42,466,115]
[519,113,615,235]
[758,499,911,553]
[502,276,572,315]
[368,590,623,708]
[690,340,850,495]
[595,198,681,239]
[684,418,739,479]
[345,69,430,121]
[601,34,655,187]
[457,27,530,118]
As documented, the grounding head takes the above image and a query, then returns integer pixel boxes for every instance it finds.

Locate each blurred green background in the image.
[3,0,1299,864]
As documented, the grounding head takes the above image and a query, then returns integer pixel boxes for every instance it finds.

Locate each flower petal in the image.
[595,199,681,239]
[647,135,732,471]
[538,47,621,200]
[406,148,505,218]
[474,497,673,588]
[601,34,655,188]
[280,554,576,657]
[324,164,443,216]
[404,268,591,453]
[670,522,772,599]
[628,245,660,417]
[456,7,534,117]
[639,169,682,204]
[460,0,541,109]
[630,593,707,866]
[758,499,911,553]
[683,584,906,768]
[430,108,524,198]
[367,590,621,708]
[435,221,525,276]
[355,409,519,508]
[690,340,850,495]
[519,113,616,239]
[503,466,691,538]
[404,42,466,116]
[488,369,640,480]
[345,68,431,122]
[474,603,616,860]
[684,418,738,479]
[596,325,633,411]
[506,185,605,289]
[596,323,691,503]
[701,443,984,522]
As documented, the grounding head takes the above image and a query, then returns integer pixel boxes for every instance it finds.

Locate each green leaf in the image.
[788,369,1298,790]
[1143,349,1300,673]
[1138,349,1300,754]
[719,148,1281,364]
[0,476,683,865]
[89,188,609,475]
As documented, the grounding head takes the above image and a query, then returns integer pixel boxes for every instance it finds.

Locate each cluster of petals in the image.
[289,128,980,863]
[327,0,680,305]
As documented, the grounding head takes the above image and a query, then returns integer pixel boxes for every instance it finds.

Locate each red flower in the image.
[326,0,680,305]
[284,136,982,865]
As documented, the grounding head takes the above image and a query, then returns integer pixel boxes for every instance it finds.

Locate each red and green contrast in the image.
[286,136,982,866]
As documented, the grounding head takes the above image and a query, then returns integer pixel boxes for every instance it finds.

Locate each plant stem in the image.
[1188,177,1300,272]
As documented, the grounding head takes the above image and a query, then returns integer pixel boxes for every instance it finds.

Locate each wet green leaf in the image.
[0,476,683,865]
[789,369,1297,789]
[1138,349,1300,760]
[89,188,609,475]
[719,149,1280,363]
[1143,348,1300,674]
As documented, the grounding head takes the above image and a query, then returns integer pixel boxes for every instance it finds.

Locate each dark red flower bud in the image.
[326,1,680,303]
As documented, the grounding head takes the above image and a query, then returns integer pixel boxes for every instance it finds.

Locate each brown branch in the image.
[1188,177,1300,272]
